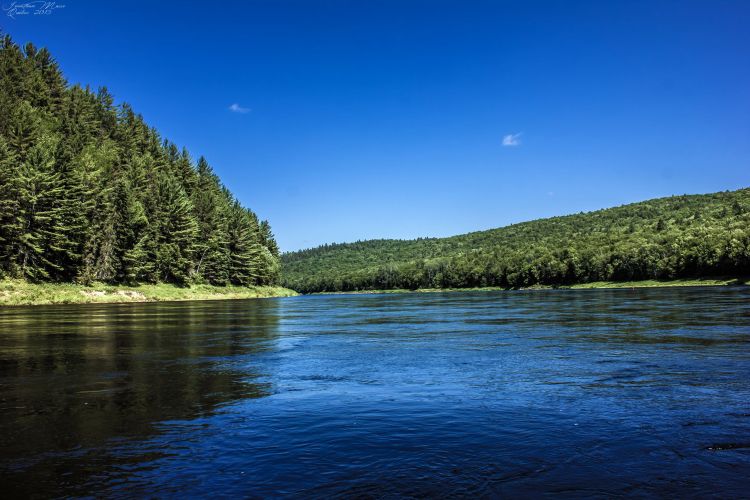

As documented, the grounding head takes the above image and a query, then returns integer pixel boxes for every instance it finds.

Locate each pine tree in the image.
[95,87,117,138]
[0,35,26,137]
[227,202,262,286]
[259,220,280,257]
[171,146,197,196]
[32,47,66,114]
[6,101,42,162]
[152,171,197,285]
[78,140,121,282]
[0,137,19,275]
[192,157,230,284]
[14,134,65,280]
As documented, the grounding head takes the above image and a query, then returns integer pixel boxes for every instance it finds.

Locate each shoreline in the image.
[306,277,748,296]
[4,277,746,305]
[0,280,298,307]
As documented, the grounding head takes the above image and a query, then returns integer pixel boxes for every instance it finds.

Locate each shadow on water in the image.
[0,299,281,497]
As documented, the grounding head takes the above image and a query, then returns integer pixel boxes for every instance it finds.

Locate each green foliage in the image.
[192,157,230,285]
[0,35,280,287]
[227,202,263,286]
[282,189,750,293]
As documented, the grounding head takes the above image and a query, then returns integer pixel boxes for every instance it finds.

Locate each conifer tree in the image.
[0,137,19,274]
[259,220,280,257]
[192,157,230,284]
[227,202,262,286]
[152,171,197,284]
[14,134,65,280]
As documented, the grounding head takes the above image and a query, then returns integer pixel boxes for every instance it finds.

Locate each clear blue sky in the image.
[3,1,748,251]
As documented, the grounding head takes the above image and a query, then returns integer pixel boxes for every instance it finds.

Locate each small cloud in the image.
[502,132,522,147]
[229,103,251,114]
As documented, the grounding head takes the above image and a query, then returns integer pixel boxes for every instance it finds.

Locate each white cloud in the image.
[502,132,522,147]
[229,103,251,114]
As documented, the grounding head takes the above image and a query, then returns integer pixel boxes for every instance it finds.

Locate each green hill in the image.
[282,188,750,293]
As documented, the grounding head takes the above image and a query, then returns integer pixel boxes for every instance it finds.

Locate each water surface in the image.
[1,288,749,497]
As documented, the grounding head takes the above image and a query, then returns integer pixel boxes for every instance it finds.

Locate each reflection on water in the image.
[1,288,749,497]
[0,300,281,496]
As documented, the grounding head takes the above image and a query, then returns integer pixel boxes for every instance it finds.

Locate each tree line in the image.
[282,189,750,293]
[0,36,280,286]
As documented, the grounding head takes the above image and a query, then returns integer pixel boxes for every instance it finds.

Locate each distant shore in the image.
[0,280,298,307]
[308,277,748,295]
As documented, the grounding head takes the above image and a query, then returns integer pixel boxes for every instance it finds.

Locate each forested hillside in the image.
[0,36,280,286]
[283,188,750,293]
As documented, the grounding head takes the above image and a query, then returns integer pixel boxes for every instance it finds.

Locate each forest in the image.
[282,188,750,293]
[2,35,748,296]
[0,36,280,287]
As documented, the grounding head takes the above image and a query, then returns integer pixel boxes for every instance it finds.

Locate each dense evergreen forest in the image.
[283,188,750,293]
[0,36,280,286]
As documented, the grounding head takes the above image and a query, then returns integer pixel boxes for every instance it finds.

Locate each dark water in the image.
[1,288,750,498]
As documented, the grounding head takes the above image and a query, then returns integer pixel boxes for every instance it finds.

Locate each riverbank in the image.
[568,277,746,289]
[309,277,748,295]
[0,280,298,306]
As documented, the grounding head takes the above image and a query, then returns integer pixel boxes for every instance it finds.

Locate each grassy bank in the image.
[567,277,746,289]
[0,280,298,306]
[310,277,747,295]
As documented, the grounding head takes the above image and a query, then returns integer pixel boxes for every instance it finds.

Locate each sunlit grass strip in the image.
[309,277,747,295]
[0,280,298,306]
[568,277,745,289]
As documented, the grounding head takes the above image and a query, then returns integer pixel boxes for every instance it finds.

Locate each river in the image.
[1,287,749,497]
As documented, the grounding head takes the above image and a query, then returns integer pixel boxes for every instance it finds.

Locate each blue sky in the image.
[2,1,748,251]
